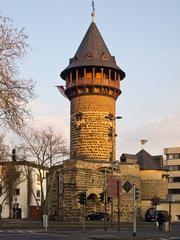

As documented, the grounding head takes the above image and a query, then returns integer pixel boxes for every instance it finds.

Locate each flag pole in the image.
[91,0,96,22]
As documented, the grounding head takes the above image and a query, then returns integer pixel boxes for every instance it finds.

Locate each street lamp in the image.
[105,114,122,226]
[105,114,122,175]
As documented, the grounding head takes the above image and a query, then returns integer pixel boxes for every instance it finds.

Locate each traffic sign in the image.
[123,181,133,193]
[108,178,122,198]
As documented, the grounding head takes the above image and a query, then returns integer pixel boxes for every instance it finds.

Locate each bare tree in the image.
[19,126,68,219]
[0,15,35,132]
[0,162,23,218]
[0,133,9,161]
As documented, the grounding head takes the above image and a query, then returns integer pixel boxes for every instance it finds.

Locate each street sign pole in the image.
[133,185,136,237]
[104,190,107,231]
[82,203,85,233]
[117,180,121,232]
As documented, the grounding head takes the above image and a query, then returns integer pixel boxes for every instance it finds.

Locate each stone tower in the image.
[61,22,125,162]
[59,15,126,221]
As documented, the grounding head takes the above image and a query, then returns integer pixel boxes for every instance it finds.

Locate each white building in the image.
[160,147,180,221]
[0,160,47,219]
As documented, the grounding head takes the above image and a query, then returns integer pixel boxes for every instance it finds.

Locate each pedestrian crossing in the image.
[158,237,180,240]
[0,229,37,234]
[144,237,180,240]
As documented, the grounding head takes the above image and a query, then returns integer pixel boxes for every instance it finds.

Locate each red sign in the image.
[108,178,122,198]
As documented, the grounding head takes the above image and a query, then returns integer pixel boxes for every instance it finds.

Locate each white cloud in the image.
[28,116,70,140]
[118,114,180,157]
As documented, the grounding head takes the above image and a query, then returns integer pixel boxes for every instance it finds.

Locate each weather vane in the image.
[91,0,95,22]
[140,139,148,149]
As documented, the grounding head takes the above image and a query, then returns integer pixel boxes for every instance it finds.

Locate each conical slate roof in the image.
[61,22,125,80]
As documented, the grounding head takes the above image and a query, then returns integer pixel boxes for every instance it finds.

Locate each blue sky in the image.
[1,0,180,157]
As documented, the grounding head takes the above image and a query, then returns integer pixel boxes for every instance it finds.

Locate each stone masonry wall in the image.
[117,163,141,222]
[141,180,167,200]
[70,95,116,161]
[60,160,141,222]
[61,160,108,221]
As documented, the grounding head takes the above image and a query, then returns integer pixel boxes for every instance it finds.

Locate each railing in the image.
[66,77,120,89]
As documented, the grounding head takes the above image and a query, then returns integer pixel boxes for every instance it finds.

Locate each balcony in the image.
[66,77,120,90]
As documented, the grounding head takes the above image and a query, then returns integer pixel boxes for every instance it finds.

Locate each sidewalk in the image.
[44,225,180,240]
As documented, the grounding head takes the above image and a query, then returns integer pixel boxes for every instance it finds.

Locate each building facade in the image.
[0,161,47,219]
[160,147,180,221]
[120,150,168,219]
[163,147,180,200]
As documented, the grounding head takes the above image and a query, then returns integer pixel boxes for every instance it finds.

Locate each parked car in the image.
[145,208,169,222]
[86,212,110,221]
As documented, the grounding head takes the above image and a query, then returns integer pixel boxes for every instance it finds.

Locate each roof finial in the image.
[91,0,95,22]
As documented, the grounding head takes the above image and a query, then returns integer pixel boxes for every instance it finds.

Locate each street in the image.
[0,220,180,240]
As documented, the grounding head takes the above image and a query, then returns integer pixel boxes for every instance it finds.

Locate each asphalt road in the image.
[0,220,180,240]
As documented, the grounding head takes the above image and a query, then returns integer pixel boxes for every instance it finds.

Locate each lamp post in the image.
[105,114,122,226]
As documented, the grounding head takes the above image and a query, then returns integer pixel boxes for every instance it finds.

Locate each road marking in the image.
[0,230,36,234]
[158,238,180,240]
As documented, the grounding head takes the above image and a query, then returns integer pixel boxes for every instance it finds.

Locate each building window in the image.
[176,215,180,221]
[168,154,174,160]
[168,189,180,194]
[174,154,180,159]
[14,188,20,196]
[36,190,41,198]
[167,154,180,160]
[168,165,180,171]
[169,177,180,183]
[173,177,180,182]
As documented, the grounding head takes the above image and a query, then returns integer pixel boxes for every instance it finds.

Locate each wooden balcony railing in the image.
[66,77,120,89]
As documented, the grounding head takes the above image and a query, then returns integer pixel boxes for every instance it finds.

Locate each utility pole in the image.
[133,186,140,237]
[104,168,108,231]
[117,180,121,232]
[105,114,122,226]
[78,192,86,233]
[133,185,136,237]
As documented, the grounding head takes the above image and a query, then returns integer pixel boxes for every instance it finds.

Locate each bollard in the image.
[164,221,169,232]
[43,214,48,232]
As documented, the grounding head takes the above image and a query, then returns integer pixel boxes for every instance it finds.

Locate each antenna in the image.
[91,0,96,22]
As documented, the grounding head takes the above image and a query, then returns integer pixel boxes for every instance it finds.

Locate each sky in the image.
[1,0,180,158]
